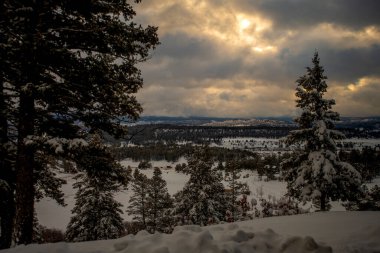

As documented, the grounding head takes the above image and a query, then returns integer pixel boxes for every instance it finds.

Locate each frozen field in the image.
[35,156,376,230]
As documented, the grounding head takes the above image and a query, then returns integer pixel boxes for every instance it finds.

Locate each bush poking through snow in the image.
[40,228,65,243]
[344,185,380,211]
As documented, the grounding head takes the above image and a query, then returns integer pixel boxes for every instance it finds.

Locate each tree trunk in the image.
[0,81,14,249]
[13,0,41,243]
[0,182,14,249]
[13,95,35,245]
[320,191,326,211]
[153,193,157,232]
[141,189,146,229]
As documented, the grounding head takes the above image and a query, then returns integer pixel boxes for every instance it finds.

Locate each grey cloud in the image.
[322,45,380,82]
[351,82,380,109]
[219,92,231,101]
[276,44,380,83]
[135,1,380,117]
[157,33,215,60]
[235,0,380,30]
[334,81,380,116]
[141,32,246,86]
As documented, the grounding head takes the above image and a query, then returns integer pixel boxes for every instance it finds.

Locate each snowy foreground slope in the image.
[2,212,380,253]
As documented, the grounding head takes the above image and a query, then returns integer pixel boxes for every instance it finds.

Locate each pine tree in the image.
[282,52,362,211]
[0,9,16,244]
[65,135,129,242]
[1,0,159,244]
[146,168,173,233]
[174,146,227,226]
[224,158,250,221]
[127,169,149,230]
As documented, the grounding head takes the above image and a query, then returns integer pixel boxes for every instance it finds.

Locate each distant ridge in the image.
[202,118,294,127]
[129,116,295,126]
[121,116,380,130]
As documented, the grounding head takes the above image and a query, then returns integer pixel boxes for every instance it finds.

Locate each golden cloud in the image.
[135,0,276,55]
[134,1,380,117]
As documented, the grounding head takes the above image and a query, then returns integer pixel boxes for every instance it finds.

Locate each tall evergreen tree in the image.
[127,169,149,229]
[224,158,249,221]
[1,0,158,244]
[65,135,129,242]
[282,52,361,211]
[174,146,227,226]
[146,168,173,233]
[0,2,16,247]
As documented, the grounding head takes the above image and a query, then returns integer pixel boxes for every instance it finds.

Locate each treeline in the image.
[111,143,257,163]
[340,148,380,182]
[112,143,289,180]
[112,142,380,183]
[105,124,380,145]
[119,125,295,145]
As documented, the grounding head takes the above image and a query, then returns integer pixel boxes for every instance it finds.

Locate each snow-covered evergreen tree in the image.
[34,154,66,207]
[224,158,250,221]
[1,0,159,244]
[65,135,129,242]
[146,168,173,233]
[127,169,149,230]
[174,146,227,226]
[282,52,362,211]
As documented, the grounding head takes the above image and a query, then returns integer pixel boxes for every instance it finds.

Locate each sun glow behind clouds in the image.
[347,77,380,91]
[240,19,251,30]
[135,1,277,54]
[235,14,276,53]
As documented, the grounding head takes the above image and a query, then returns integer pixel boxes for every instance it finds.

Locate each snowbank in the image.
[3,212,380,253]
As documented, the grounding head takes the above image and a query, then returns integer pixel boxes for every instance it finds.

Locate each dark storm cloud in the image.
[322,45,380,82]
[142,32,245,86]
[157,33,215,60]
[277,45,380,83]
[236,0,380,29]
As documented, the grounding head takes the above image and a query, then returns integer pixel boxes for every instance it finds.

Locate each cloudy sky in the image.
[133,0,380,118]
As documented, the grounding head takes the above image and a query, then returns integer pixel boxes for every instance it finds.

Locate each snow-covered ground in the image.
[36,157,294,230]
[211,137,283,150]
[211,137,380,153]
[3,212,380,253]
[36,159,190,230]
[35,156,374,230]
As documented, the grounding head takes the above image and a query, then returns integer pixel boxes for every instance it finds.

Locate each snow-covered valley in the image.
[26,136,380,253]
[35,155,379,231]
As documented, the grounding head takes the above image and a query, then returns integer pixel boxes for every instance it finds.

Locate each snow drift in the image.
[2,212,379,253]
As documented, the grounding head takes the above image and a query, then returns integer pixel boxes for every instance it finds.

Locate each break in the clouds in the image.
[133,0,380,117]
